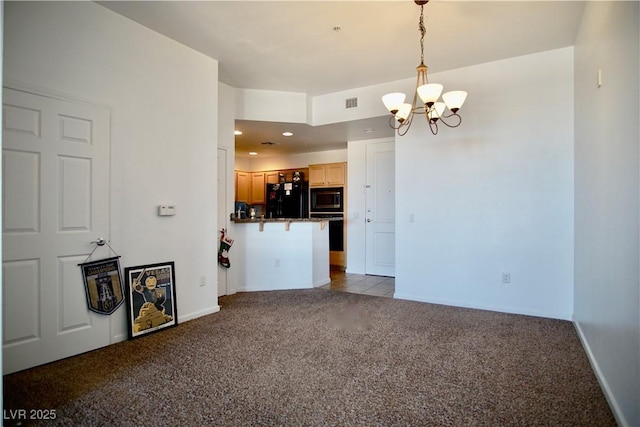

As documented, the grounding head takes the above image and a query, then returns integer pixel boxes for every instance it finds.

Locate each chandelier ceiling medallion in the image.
[382,0,467,136]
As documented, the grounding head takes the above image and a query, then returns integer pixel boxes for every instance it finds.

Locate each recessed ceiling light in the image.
[248,151,258,156]
[234,130,243,135]
[282,131,293,137]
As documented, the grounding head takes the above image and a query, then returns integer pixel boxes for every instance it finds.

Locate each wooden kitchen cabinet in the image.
[235,171,250,203]
[235,171,266,204]
[236,168,310,203]
[250,172,266,204]
[309,162,346,187]
[265,171,281,184]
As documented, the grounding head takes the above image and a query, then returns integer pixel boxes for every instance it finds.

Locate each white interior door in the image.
[3,87,111,374]
[217,148,228,296]
[365,141,395,277]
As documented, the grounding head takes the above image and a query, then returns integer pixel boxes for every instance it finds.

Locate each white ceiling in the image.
[99,0,586,157]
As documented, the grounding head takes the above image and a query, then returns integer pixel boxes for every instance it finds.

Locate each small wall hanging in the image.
[218,229,233,268]
[78,238,125,315]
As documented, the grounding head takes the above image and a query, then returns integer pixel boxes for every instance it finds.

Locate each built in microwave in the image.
[310,187,343,212]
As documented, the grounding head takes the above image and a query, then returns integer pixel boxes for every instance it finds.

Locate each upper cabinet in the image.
[235,171,251,203]
[250,172,266,205]
[309,162,346,187]
[235,168,310,203]
[235,171,265,204]
[265,171,281,185]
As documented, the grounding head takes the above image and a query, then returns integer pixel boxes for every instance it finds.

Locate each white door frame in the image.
[217,148,228,296]
[364,140,396,277]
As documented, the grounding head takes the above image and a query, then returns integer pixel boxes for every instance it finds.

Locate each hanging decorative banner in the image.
[80,256,125,315]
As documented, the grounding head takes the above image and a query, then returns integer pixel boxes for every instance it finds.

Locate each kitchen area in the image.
[234,162,347,271]
[228,158,348,292]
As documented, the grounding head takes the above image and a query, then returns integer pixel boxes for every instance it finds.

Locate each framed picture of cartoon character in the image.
[124,261,178,339]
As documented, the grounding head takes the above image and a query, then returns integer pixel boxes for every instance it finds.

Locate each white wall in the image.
[393,48,575,320]
[1,0,5,394]
[244,149,347,171]
[3,2,221,333]
[235,88,308,123]
[313,80,413,126]
[573,2,640,426]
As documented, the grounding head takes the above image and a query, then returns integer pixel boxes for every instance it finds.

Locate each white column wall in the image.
[4,2,221,332]
[573,2,640,426]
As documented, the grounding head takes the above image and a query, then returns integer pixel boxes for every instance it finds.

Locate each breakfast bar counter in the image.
[231,218,332,292]
[233,216,342,224]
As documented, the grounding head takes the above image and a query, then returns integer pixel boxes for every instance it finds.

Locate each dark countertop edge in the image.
[233,217,342,224]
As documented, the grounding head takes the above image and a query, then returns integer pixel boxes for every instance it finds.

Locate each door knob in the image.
[366,218,372,222]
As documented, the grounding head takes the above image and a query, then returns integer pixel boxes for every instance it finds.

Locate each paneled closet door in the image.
[3,87,111,373]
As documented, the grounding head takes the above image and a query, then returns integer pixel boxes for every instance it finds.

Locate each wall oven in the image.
[310,213,344,252]
[310,187,343,213]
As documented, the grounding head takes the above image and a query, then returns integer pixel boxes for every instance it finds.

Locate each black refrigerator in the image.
[266,182,308,219]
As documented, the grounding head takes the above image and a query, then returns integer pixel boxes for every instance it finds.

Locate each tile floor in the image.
[319,270,395,298]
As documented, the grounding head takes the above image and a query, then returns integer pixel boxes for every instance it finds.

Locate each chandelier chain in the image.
[419,5,426,65]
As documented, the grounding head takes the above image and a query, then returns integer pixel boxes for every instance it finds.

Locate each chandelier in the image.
[382,0,467,136]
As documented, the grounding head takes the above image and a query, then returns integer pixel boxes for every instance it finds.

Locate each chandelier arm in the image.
[399,109,416,136]
[437,112,463,128]
[389,109,416,136]
[398,122,411,137]
[428,119,439,135]
[388,115,401,130]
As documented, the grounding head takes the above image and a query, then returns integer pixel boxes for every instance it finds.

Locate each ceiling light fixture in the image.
[282,131,293,137]
[234,130,243,136]
[382,0,467,136]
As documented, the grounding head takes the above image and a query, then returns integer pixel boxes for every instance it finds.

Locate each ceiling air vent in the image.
[345,97,358,109]
[261,141,278,146]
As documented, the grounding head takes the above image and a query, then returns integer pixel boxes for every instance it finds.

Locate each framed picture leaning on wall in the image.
[124,261,178,339]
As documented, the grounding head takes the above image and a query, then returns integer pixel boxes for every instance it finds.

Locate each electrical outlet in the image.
[200,275,206,287]
[502,272,511,284]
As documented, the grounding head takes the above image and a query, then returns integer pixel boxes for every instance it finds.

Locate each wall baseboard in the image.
[393,292,570,321]
[573,320,628,427]
[179,305,221,323]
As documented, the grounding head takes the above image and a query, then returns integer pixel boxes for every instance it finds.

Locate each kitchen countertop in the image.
[233,216,342,223]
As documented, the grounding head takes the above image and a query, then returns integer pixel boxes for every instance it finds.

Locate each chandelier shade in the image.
[381,92,406,115]
[382,0,467,135]
[396,103,413,123]
[417,83,443,106]
[442,91,467,112]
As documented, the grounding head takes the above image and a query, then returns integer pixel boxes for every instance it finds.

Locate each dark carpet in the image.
[4,289,615,426]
